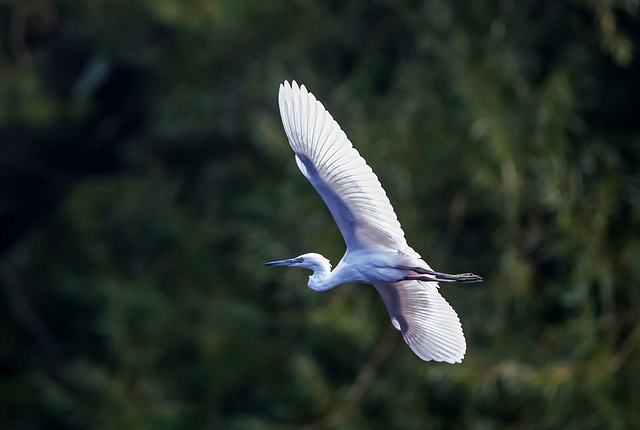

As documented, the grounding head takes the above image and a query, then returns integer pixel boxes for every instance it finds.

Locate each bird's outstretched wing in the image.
[278,80,407,252]
[374,280,466,363]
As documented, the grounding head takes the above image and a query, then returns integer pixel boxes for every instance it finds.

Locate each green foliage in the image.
[1,1,640,429]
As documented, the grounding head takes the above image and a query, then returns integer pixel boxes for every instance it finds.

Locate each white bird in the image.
[265,81,482,363]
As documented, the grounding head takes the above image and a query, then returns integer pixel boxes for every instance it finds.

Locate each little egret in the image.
[265,81,483,363]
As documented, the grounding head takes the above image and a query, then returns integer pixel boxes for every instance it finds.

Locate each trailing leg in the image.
[397,265,483,283]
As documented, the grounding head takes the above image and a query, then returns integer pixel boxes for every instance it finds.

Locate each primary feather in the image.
[279,81,406,252]
[375,280,465,363]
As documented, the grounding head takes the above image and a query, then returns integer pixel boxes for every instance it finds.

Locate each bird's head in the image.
[264,252,331,273]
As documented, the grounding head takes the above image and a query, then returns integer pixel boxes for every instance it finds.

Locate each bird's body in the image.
[265,81,482,363]
[308,250,407,291]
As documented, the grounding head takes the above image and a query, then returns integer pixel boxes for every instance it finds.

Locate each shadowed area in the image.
[1,1,640,429]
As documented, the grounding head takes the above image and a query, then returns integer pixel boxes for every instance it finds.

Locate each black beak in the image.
[264,259,295,266]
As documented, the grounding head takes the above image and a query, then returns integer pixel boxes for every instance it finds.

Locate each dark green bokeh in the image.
[1,1,640,429]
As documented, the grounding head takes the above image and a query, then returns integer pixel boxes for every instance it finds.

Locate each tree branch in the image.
[1,264,65,381]
[608,320,640,374]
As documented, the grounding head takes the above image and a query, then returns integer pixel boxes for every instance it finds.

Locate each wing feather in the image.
[374,280,466,363]
[278,80,406,251]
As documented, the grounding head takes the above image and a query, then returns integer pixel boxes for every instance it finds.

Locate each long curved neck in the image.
[307,260,334,292]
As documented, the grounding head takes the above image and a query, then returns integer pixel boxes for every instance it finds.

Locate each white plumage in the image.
[265,80,482,364]
[278,81,405,252]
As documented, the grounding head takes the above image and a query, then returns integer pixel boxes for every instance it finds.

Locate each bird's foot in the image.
[397,265,484,284]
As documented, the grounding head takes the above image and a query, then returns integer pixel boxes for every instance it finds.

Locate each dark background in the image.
[2,1,640,429]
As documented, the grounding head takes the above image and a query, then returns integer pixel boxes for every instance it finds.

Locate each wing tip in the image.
[396,283,467,364]
[279,79,312,100]
[426,355,464,364]
[279,80,293,99]
[405,334,466,364]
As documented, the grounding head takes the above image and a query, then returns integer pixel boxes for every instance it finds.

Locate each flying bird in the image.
[265,81,483,363]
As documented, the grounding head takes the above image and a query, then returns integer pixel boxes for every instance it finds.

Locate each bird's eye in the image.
[298,257,305,262]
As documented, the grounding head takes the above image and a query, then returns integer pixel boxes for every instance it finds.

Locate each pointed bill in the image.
[264,256,304,266]
[264,259,296,266]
